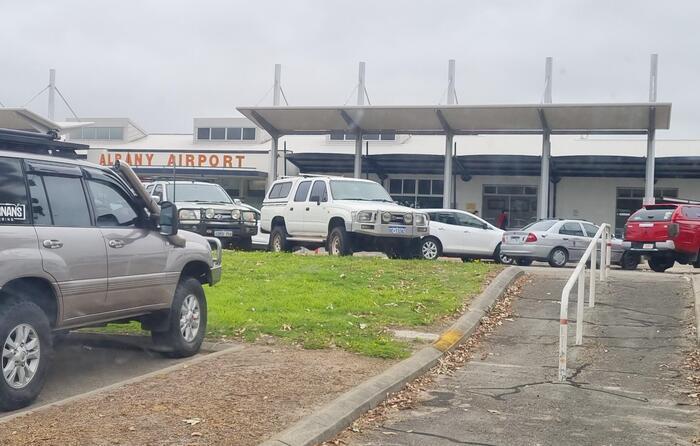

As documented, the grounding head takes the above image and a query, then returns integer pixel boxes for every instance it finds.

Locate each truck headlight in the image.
[404,213,413,224]
[414,213,428,226]
[356,211,376,223]
[231,209,241,220]
[179,209,200,220]
[381,212,392,223]
[205,208,215,219]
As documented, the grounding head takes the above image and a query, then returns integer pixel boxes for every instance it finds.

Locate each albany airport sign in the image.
[88,149,270,172]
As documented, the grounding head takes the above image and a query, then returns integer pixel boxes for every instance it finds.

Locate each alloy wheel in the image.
[2,324,40,389]
[422,240,438,260]
[179,294,201,343]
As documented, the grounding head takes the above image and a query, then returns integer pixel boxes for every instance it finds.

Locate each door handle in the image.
[42,239,63,249]
[289,207,294,211]
[306,207,310,211]
[562,238,569,241]
[108,239,125,249]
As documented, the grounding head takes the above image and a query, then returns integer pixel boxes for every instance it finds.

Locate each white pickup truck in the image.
[260,176,429,258]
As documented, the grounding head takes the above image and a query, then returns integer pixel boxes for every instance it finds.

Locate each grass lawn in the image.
[103,251,497,359]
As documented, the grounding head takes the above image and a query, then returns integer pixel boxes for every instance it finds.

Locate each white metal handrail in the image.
[558,223,611,382]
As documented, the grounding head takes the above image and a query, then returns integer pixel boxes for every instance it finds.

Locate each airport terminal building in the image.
[71,112,700,237]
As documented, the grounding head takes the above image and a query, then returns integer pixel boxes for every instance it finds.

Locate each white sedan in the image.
[419,209,512,263]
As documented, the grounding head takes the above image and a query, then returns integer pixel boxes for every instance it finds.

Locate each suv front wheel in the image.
[327,226,353,256]
[152,278,207,358]
[0,299,52,411]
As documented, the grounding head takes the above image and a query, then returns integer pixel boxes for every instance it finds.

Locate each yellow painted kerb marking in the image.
[433,329,464,352]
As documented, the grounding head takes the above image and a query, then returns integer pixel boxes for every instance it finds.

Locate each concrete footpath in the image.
[349,268,699,446]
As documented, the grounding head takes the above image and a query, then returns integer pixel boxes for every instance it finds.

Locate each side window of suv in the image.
[309,180,328,203]
[152,184,164,202]
[682,206,700,220]
[456,212,485,228]
[87,179,140,227]
[559,222,585,236]
[0,157,30,225]
[27,173,92,227]
[268,181,292,199]
[294,181,312,202]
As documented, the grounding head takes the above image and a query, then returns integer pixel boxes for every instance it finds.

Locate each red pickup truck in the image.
[623,203,700,272]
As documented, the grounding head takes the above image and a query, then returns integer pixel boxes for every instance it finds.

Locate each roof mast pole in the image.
[353,62,365,178]
[538,57,553,220]
[644,54,658,206]
[443,59,456,209]
[267,64,282,189]
[48,69,56,121]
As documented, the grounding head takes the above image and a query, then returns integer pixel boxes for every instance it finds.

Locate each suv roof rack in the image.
[0,128,86,159]
[657,196,700,205]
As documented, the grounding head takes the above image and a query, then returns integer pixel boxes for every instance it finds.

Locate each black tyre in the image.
[548,247,569,268]
[516,257,533,266]
[419,237,441,260]
[493,244,514,265]
[648,256,673,273]
[327,226,353,256]
[152,277,207,358]
[0,299,52,411]
[620,251,640,270]
[461,257,474,263]
[269,226,289,253]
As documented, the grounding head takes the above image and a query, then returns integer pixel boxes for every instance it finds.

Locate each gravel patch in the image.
[0,342,391,446]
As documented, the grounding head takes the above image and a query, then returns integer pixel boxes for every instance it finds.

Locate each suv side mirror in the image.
[482,223,489,230]
[159,201,179,236]
[152,194,161,204]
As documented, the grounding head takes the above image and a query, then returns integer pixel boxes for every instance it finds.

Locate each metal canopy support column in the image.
[353,62,366,178]
[538,57,553,220]
[268,136,279,188]
[354,132,363,178]
[644,54,658,206]
[443,133,454,208]
[443,59,456,208]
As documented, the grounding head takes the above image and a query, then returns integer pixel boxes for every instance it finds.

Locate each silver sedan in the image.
[501,219,638,269]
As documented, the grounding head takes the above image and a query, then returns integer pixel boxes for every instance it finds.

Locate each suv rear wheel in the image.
[0,299,52,411]
[648,256,674,273]
[152,277,207,358]
[269,226,289,253]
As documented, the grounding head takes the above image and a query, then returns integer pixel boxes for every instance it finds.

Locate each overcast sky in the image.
[1,0,698,137]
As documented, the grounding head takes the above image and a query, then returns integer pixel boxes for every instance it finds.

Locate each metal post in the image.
[606,228,612,279]
[447,60,456,105]
[558,300,569,382]
[365,141,369,180]
[589,240,596,307]
[283,140,287,176]
[443,134,454,208]
[538,57,553,219]
[273,64,282,106]
[48,69,56,121]
[268,136,279,189]
[600,227,607,282]
[354,132,363,178]
[576,268,585,345]
[357,62,366,106]
[644,54,658,206]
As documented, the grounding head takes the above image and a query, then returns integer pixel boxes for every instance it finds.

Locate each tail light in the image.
[668,223,679,238]
[525,233,538,243]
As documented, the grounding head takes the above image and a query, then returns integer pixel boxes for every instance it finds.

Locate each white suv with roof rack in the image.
[260,175,429,258]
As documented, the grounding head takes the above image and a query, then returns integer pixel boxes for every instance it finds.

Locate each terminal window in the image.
[197,127,256,141]
[482,184,538,229]
[70,127,124,140]
[329,131,396,141]
[389,178,443,208]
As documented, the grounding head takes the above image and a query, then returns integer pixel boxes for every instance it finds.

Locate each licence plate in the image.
[643,243,654,249]
[639,223,654,227]
[214,230,233,237]
[388,226,407,234]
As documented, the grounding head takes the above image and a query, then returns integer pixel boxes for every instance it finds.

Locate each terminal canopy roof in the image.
[237,103,671,136]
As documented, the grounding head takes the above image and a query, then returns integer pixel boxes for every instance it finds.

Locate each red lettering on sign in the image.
[125,153,133,165]
[185,154,195,167]
[209,155,220,167]
[99,153,107,165]
[235,155,245,168]
[114,153,122,162]
[198,154,207,166]
[178,154,184,166]
[223,155,233,168]
[133,153,143,166]
[166,154,176,167]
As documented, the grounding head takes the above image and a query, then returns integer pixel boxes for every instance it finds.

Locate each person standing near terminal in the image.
[496,209,509,230]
